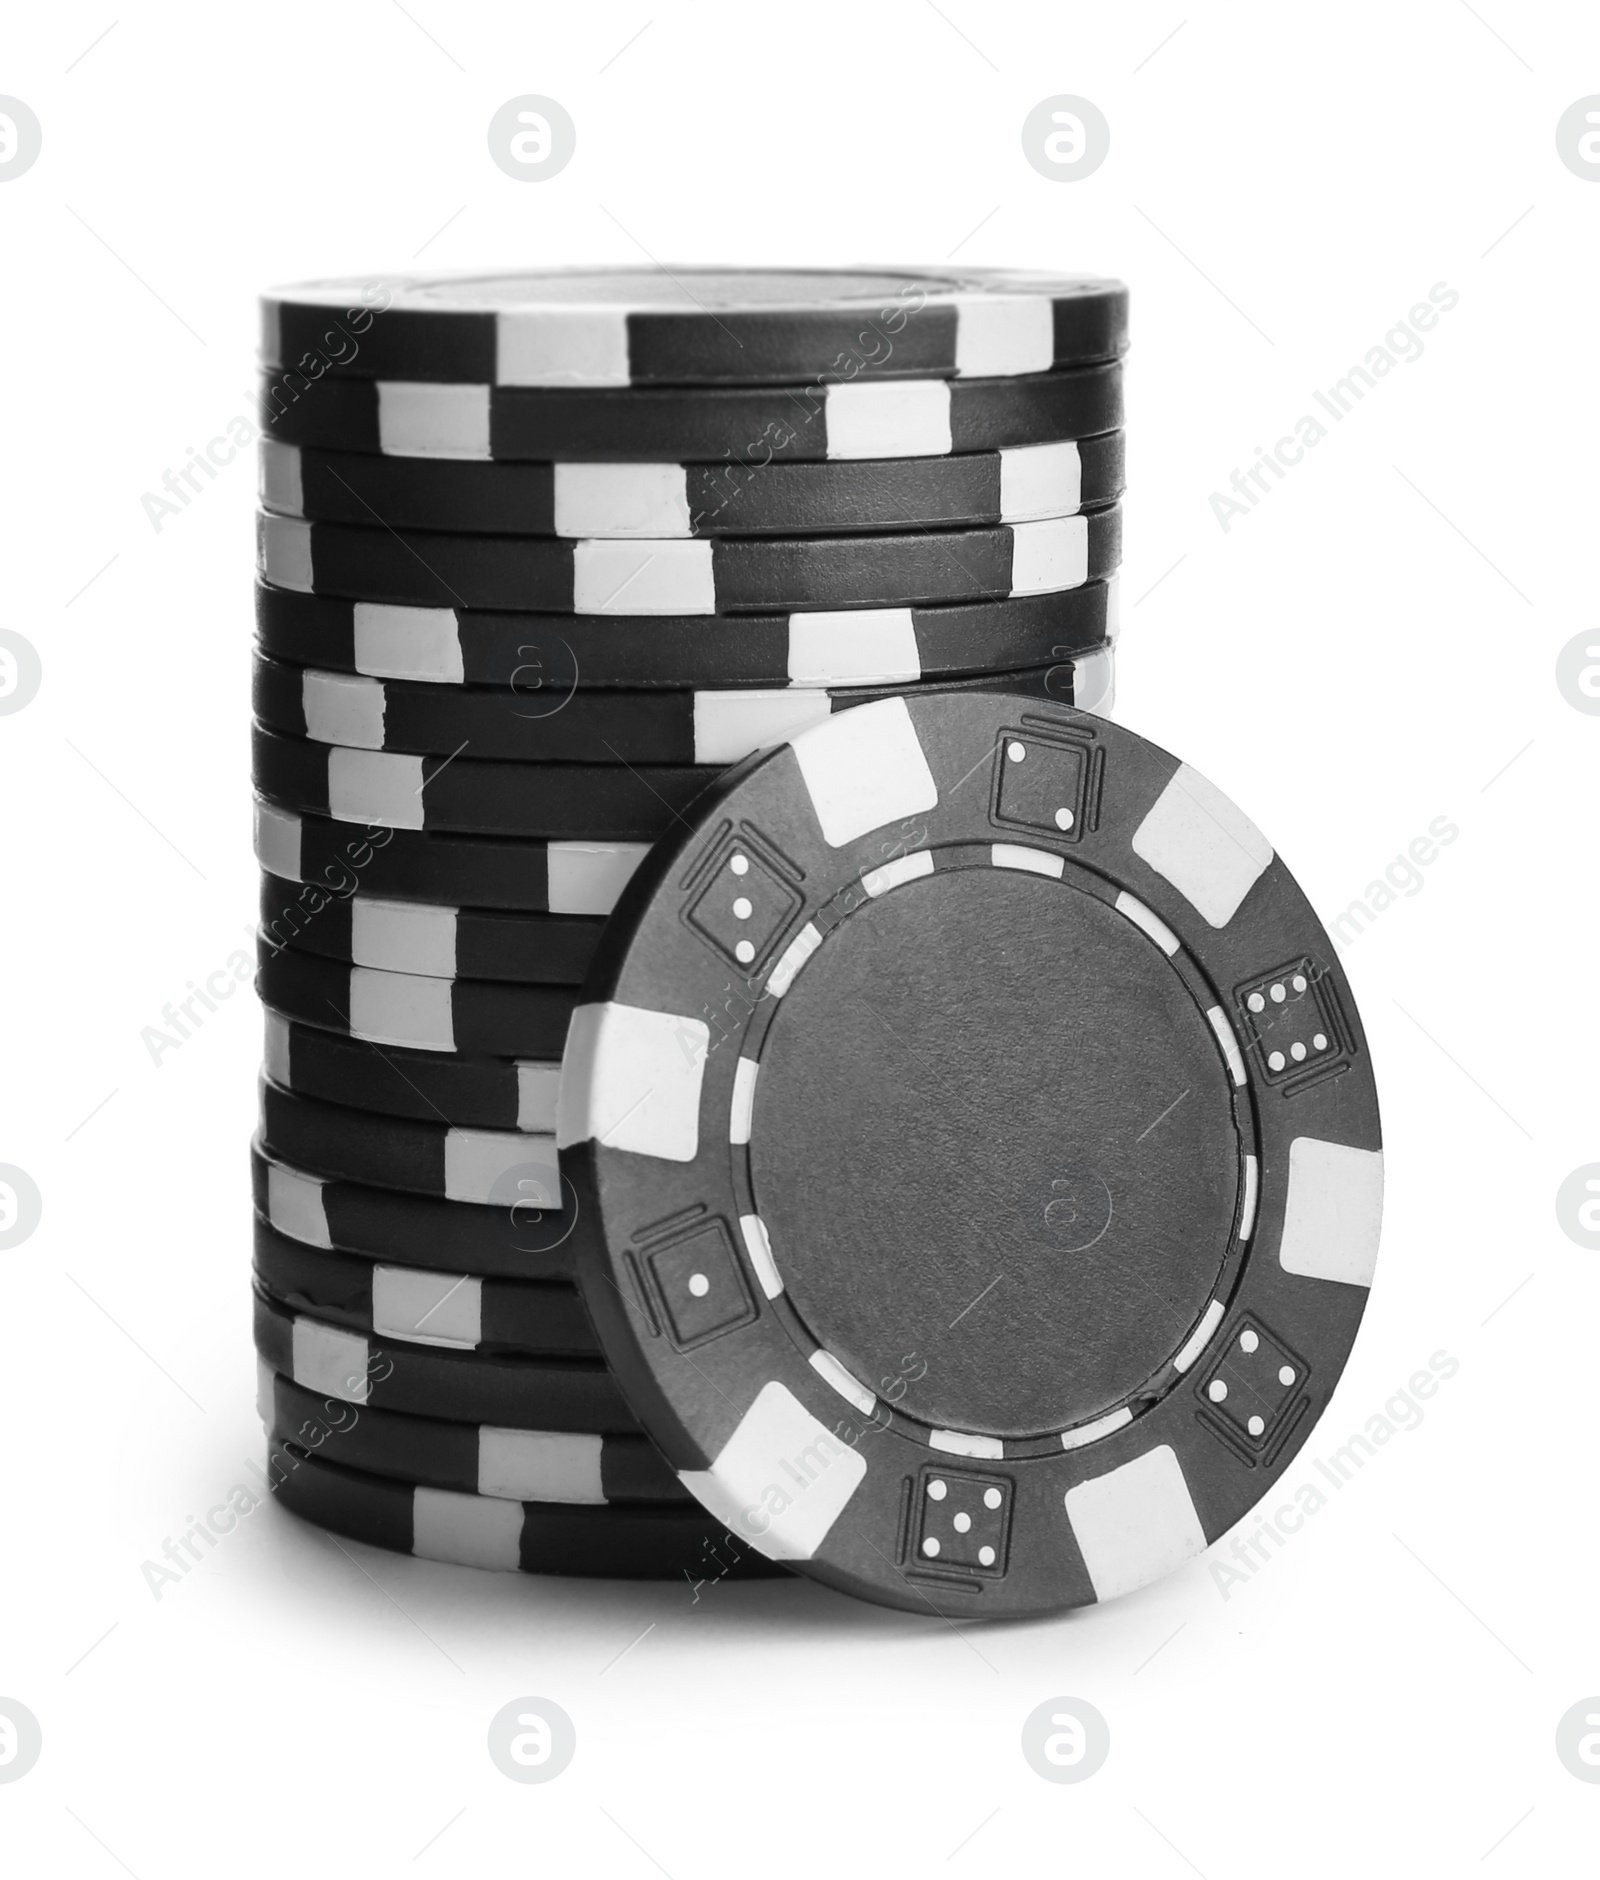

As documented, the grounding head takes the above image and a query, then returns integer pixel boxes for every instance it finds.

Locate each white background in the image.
[0,1,1594,1872]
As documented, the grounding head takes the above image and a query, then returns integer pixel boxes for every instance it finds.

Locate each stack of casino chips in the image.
[249,267,1127,1579]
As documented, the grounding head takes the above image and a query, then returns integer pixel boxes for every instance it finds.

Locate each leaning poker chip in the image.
[259,1077,561,1206]
[255,578,1119,691]
[257,940,577,1058]
[253,653,1103,766]
[260,872,603,986]
[267,1437,787,1580]
[252,1217,598,1359]
[257,362,1123,463]
[262,1010,559,1133]
[255,799,649,916]
[259,432,1125,537]
[251,1145,583,1283]
[557,693,1383,1619]
[253,1287,635,1431]
[256,507,1122,613]
[253,723,719,841]
[261,267,1128,385]
[261,1367,681,1501]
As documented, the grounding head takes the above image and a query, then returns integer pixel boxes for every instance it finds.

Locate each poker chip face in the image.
[558,692,1382,1619]
[262,266,1128,386]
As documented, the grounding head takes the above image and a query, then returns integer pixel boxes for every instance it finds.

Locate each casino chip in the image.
[261,267,1128,386]
[262,1367,676,1498]
[267,1438,788,1579]
[253,1288,633,1430]
[257,363,1123,462]
[259,873,604,985]
[253,1217,598,1357]
[251,1146,583,1282]
[260,433,1124,537]
[252,652,1105,765]
[556,693,1383,1619]
[254,579,1119,691]
[262,1010,559,1132]
[256,508,1122,612]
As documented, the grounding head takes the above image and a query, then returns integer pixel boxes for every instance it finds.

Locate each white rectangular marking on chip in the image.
[478,1427,606,1503]
[265,1159,331,1248]
[679,1380,867,1561]
[443,1130,559,1206]
[786,609,922,685]
[376,381,491,458]
[1007,515,1088,595]
[515,1063,562,1133]
[498,306,629,387]
[791,696,939,848]
[1278,1139,1383,1288]
[572,538,716,615]
[739,1213,783,1299]
[255,1356,275,1427]
[729,1057,760,1144]
[352,603,464,682]
[997,440,1082,520]
[372,1267,482,1348]
[254,801,303,881]
[259,439,305,516]
[766,923,821,998]
[953,294,1054,377]
[262,1009,291,1085]
[546,842,647,915]
[991,843,1065,879]
[553,462,692,537]
[1106,571,1121,638]
[260,299,283,364]
[351,897,458,977]
[1073,645,1115,716]
[302,670,386,749]
[810,1349,877,1416]
[1206,1006,1247,1087]
[327,748,426,829]
[1131,763,1275,928]
[824,379,952,458]
[258,513,314,592]
[694,691,835,765]
[556,1001,706,1162]
[349,966,455,1051]
[291,1318,370,1404]
[1059,1407,1134,1451]
[930,1428,1005,1459]
[1065,1444,1208,1603]
[861,849,934,897]
[1113,891,1179,955]
[1173,1299,1226,1374]
[413,1486,523,1569]
[1239,1154,1260,1241]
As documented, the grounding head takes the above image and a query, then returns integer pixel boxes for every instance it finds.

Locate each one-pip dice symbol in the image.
[914,1467,1011,1576]
[1200,1318,1304,1446]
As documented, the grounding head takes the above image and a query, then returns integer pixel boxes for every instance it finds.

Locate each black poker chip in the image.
[266,1437,788,1579]
[252,651,1105,766]
[253,1217,596,1358]
[257,937,577,1058]
[256,507,1122,613]
[251,1143,584,1284]
[254,578,1119,691]
[260,871,603,986]
[260,432,1124,536]
[253,1286,635,1431]
[261,267,1127,385]
[258,363,1123,463]
[262,1007,560,1133]
[557,691,1383,1619]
